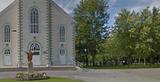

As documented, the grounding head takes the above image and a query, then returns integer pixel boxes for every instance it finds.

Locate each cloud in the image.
[129,0,160,12]
[108,0,117,7]
[150,0,160,8]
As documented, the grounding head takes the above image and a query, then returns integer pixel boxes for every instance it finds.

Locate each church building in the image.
[0,0,75,68]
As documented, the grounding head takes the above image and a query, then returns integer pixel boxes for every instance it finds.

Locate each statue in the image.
[25,50,33,73]
[25,50,33,63]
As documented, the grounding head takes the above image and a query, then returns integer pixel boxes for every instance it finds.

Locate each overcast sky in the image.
[0,0,160,26]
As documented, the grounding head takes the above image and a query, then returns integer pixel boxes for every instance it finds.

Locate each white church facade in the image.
[0,0,75,68]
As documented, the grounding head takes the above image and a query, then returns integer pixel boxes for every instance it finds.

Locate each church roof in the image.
[50,0,73,20]
[0,0,17,16]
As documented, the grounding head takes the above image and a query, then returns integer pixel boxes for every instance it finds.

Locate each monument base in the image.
[28,62,33,73]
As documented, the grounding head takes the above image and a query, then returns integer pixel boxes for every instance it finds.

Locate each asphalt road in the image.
[0,68,160,82]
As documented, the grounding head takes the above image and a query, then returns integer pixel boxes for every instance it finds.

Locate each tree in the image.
[74,0,110,66]
[106,7,160,65]
[113,9,137,64]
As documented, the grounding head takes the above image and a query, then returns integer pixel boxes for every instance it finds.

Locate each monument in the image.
[16,50,49,81]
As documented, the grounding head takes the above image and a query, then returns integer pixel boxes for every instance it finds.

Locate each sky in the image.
[0,0,160,26]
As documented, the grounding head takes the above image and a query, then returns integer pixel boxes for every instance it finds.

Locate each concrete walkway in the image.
[0,68,160,82]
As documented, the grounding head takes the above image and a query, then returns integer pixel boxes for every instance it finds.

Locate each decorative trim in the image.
[72,21,76,65]
[46,0,52,66]
[18,0,23,67]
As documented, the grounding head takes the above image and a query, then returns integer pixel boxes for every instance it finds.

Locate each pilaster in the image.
[46,0,53,66]
[17,0,23,68]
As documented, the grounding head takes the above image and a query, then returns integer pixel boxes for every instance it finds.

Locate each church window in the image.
[60,49,65,55]
[4,25,11,42]
[4,49,10,55]
[60,49,65,56]
[30,43,40,55]
[60,26,65,42]
[31,8,39,33]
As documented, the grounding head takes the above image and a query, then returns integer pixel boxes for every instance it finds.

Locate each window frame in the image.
[4,25,11,42]
[30,8,39,34]
[59,25,65,42]
[30,43,40,55]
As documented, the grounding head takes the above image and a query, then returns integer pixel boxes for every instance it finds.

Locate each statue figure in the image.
[25,50,33,63]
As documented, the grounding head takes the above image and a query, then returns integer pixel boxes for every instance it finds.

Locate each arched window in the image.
[60,26,65,42]
[30,43,40,55]
[31,8,39,33]
[4,49,10,55]
[4,25,11,42]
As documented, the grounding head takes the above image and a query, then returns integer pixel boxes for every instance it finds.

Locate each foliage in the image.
[74,0,160,66]
[74,0,110,66]
[105,7,160,65]
[84,64,160,69]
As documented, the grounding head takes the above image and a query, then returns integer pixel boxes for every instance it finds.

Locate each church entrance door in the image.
[30,43,41,65]
[59,49,66,65]
[4,49,11,66]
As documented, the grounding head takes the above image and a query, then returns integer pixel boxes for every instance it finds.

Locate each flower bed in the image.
[16,72,49,81]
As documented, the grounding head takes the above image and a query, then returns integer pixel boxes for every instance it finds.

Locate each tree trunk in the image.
[139,58,141,64]
[117,57,120,65]
[86,55,89,66]
[91,43,96,66]
[92,53,96,66]
[144,58,146,65]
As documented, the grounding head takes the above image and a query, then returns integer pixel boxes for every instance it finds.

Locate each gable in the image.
[50,0,73,22]
[0,0,73,21]
[0,0,18,17]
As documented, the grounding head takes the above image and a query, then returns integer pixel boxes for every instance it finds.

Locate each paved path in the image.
[0,68,160,82]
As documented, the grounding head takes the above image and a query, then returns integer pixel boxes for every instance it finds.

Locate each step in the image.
[0,66,77,72]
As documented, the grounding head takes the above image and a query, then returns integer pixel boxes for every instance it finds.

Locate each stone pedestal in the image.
[28,62,33,73]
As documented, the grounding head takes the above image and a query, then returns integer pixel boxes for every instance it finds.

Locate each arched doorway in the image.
[29,42,41,65]
[59,48,66,65]
[4,49,11,65]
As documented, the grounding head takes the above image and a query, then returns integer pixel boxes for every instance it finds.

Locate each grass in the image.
[0,77,83,82]
[84,64,160,69]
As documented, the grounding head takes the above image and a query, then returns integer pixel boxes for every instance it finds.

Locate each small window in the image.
[30,8,39,33]
[4,25,11,42]
[4,49,10,55]
[60,26,65,42]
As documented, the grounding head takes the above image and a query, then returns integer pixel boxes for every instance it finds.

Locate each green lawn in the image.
[0,77,83,82]
[84,64,160,69]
